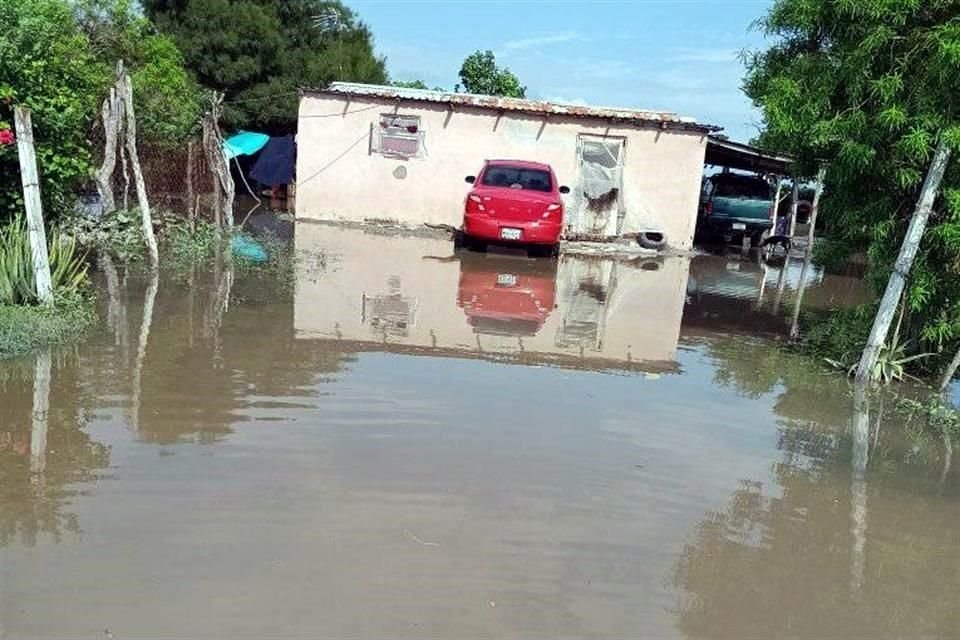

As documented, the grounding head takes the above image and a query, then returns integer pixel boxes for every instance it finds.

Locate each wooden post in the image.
[13,106,53,305]
[186,139,197,232]
[95,83,123,215]
[120,69,159,268]
[855,140,952,383]
[806,165,826,254]
[770,176,782,235]
[788,179,800,238]
[939,345,960,392]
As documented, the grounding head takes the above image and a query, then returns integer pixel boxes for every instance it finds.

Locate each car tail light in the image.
[768,205,775,219]
[704,202,713,216]
[466,193,485,213]
[542,202,563,219]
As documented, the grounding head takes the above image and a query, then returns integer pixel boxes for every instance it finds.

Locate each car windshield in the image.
[481,166,552,192]
[715,178,770,200]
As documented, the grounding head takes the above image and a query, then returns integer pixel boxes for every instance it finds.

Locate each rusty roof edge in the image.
[299,83,723,133]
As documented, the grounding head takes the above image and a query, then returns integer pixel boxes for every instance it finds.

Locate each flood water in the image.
[1,225,957,639]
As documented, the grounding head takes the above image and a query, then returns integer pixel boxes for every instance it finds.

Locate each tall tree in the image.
[142,0,387,131]
[458,50,526,98]
[743,0,960,376]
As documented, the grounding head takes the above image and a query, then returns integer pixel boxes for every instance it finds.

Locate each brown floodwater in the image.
[1,225,957,639]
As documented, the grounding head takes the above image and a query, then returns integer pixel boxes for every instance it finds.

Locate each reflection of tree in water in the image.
[127,256,350,444]
[673,338,960,638]
[0,358,110,546]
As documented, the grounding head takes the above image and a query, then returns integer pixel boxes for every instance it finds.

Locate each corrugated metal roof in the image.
[301,82,722,133]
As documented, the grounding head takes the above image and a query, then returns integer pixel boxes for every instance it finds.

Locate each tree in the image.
[391,80,444,91]
[75,0,202,143]
[743,0,960,377]
[143,0,387,132]
[458,50,526,98]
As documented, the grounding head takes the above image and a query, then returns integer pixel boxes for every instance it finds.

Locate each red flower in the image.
[0,129,13,146]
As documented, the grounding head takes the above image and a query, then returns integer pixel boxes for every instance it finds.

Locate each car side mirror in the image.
[465,175,476,184]
[559,185,570,194]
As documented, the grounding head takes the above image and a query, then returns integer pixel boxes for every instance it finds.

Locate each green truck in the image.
[698,173,775,244]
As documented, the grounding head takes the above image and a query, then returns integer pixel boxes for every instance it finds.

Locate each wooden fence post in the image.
[13,106,53,305]
[939,345,960,392]
[788,179,800,238]
[806,165,826,254]
[770,176,783,235]
[855,140,952,383]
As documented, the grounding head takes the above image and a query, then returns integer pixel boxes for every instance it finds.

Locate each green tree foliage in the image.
[0,0,103,220]
[143,0,387,131]
[391,80,445,91]
[75,0,202,142]
[743,0,960,374]
[458,50,526,98]
[0,0,202,222]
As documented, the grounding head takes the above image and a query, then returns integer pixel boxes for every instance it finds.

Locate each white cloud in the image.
[666,47,739,63]
[501,32,582,52]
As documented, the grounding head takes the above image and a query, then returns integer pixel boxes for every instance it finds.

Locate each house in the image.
[296,83,720,250]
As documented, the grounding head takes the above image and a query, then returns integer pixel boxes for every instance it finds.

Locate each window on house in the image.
[374,114,423,159]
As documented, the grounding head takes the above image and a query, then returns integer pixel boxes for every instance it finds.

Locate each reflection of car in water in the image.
[456,253,557,337]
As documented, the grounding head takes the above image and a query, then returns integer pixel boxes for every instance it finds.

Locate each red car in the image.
[461,160,570,255]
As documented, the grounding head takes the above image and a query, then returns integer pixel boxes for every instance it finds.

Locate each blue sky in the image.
[349,0,773,142]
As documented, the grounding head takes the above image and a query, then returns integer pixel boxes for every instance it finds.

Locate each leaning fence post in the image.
[855,139,952,383]
[13,106,53,305]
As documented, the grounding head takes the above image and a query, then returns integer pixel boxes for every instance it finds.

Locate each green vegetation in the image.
[0,214,94,358]
[744,0,960,380]
[143,0,386,131]
[0,215,88,305]
[0,0,202,224]
[457,50,526,98]
[0,291,96,360]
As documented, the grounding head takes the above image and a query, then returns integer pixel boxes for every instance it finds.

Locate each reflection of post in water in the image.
[850,384,870,596]
[203,241,234,357]
[772,258,789,314]
[100,252,129,350]
[789,254,813,339]
[30,349,52,476]
[130,269,158,431]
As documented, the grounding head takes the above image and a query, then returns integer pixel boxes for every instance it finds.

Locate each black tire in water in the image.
[638,232,667,251]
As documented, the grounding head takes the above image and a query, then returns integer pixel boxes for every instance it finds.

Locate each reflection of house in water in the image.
[362,276,417,338]
[294,224,690,372]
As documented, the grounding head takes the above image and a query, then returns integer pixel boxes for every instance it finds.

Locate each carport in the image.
[704,136,822,246]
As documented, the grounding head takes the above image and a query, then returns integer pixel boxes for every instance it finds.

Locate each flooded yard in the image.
[1,226,957,639]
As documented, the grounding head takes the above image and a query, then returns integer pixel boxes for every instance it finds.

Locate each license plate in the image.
[732,223,747,231]
[500,228,522,240]
[496,273,518,286]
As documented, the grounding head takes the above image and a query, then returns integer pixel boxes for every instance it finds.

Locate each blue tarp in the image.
[249,135,296,187]
[223,131,269,160]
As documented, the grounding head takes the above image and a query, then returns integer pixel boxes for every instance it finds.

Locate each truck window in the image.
[715,179,770,200]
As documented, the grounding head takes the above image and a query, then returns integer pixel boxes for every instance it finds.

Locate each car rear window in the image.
[715,179,770,199]
[481,166,552,192]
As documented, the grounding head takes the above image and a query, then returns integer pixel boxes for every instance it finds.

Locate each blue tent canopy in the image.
[223,131,269,160]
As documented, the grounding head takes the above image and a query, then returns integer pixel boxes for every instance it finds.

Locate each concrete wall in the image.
[296,94,709,249]
[294,224,690,370]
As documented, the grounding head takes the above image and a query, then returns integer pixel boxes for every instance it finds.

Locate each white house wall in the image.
[296,94,709,249]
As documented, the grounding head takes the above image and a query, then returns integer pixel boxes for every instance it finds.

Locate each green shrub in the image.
[0,214,89,305]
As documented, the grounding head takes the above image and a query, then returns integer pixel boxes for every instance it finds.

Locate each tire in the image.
[638,232,667,251]
[529,243,559,258]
